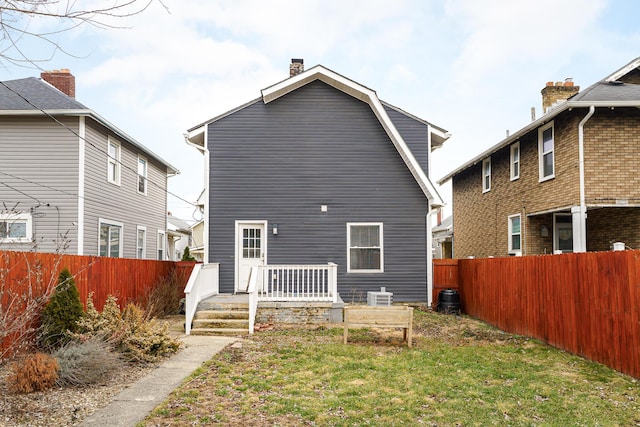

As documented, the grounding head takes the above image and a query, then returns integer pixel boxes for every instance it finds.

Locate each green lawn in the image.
[143,308,640,426]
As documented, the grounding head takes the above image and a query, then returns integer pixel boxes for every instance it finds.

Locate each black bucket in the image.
[437,289,461,314]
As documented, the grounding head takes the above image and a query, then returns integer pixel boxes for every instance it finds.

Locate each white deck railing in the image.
[184,263,219,335]
[258,263,338,302]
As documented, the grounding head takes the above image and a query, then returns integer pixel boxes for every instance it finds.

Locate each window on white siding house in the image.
[508,214,522,255]
[99,219,123,257]
[136,226,146,259]
[137,157,147,194]
[538,123,554,181]
[157,230,166,260]
[510,142,520,181]
[107,139,121,185]
[482,157,491,192]
[347,223,383,273]
[0,213,32,242]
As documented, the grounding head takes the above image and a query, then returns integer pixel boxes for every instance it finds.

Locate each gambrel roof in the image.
[187,65,448,206]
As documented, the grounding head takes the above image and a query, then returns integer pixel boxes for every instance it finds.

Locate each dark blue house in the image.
[185,60,449,305]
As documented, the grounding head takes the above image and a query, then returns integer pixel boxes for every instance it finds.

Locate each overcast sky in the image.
[1,0,639,221]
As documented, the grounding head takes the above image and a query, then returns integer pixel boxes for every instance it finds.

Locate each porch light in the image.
[272,224,278,235]
[540,225,549,237]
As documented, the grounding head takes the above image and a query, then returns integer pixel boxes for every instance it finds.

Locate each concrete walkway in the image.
[81,334,239,427]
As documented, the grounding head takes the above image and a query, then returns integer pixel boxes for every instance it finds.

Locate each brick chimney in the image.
[541,78,579,114]
[41,69,75,98]
[290,58,304,77]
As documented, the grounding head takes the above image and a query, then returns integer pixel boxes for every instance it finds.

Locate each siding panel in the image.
[83,120,167,258]
[0,116,79,253]
[208,81,430,301]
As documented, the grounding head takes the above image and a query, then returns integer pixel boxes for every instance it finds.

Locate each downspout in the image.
[575,105,595,252]
[184,134,209,263]
[426,205,437,307]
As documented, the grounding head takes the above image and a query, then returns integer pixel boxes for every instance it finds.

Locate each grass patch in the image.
[143,308,640,426]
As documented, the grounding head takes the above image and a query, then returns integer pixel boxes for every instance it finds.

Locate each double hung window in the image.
[347,223,383,272]
[539,123,554,181]
[137,157,147,194]
[508,214,521,255]
[482,157,491,192]
[510,142,520,181]
[99,219,123,257]
[107,139,121,185]
[136,226,146,259]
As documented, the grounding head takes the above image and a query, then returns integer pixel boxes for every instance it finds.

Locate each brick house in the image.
[439,57,640,258]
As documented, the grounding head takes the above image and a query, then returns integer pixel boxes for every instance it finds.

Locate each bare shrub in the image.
[7,352,59,393]
[0,251,62,361]
[53,337,124,386]
[143,269,184,318]
[75,293,180,363]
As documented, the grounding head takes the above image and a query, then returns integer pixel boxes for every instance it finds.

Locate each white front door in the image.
[235,222,266,292]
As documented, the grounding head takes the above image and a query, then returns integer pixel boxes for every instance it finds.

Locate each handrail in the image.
[183,263,219,335]
[247,266,259,334]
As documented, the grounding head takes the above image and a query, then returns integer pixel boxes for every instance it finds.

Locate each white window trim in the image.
[538,122,555,182]
[98,218,124,258]
[107,137,121,186]
[137,155,147,195]
[510,142,520,181]
[482,157,491,193]
[157,230,166,260]
[136,225,146,259]
[508,214,522,255]
[0,212,33,242]
[347,222,384,273]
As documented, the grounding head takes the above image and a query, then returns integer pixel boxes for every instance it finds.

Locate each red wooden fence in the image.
[0,250,195,357]
[433,251,640,379]
[432,259,459,308]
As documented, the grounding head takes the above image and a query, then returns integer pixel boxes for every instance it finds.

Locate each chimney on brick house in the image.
[41,69,76,98]
[541,78,579,114]
[290,58,304,77]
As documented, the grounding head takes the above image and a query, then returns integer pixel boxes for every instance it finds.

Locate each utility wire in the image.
[0,169,194,220]
[0,79,197,207]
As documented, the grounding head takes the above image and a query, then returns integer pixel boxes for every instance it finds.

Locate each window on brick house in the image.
[508,214,521,255]
[482,157,491,192]
[538,122,554,181]
[510,142,520,181]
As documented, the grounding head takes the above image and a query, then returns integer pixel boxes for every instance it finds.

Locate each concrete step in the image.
[192,318,249,329]
[190,327,250,336]
[194,310,249,320]
[198,301,249,311]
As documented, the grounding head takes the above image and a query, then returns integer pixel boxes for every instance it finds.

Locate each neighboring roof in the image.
[0,77,179,175]
[187,64,448,206]
[438,56,640,184]
[432,215,452,234]
[167,215,192,233]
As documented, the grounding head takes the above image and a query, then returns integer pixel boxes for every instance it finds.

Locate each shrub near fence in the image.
[0,250,195,356]
[434,251,640,379]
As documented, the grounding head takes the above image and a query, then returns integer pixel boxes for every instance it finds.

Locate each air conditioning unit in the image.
[367,288,392,306]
